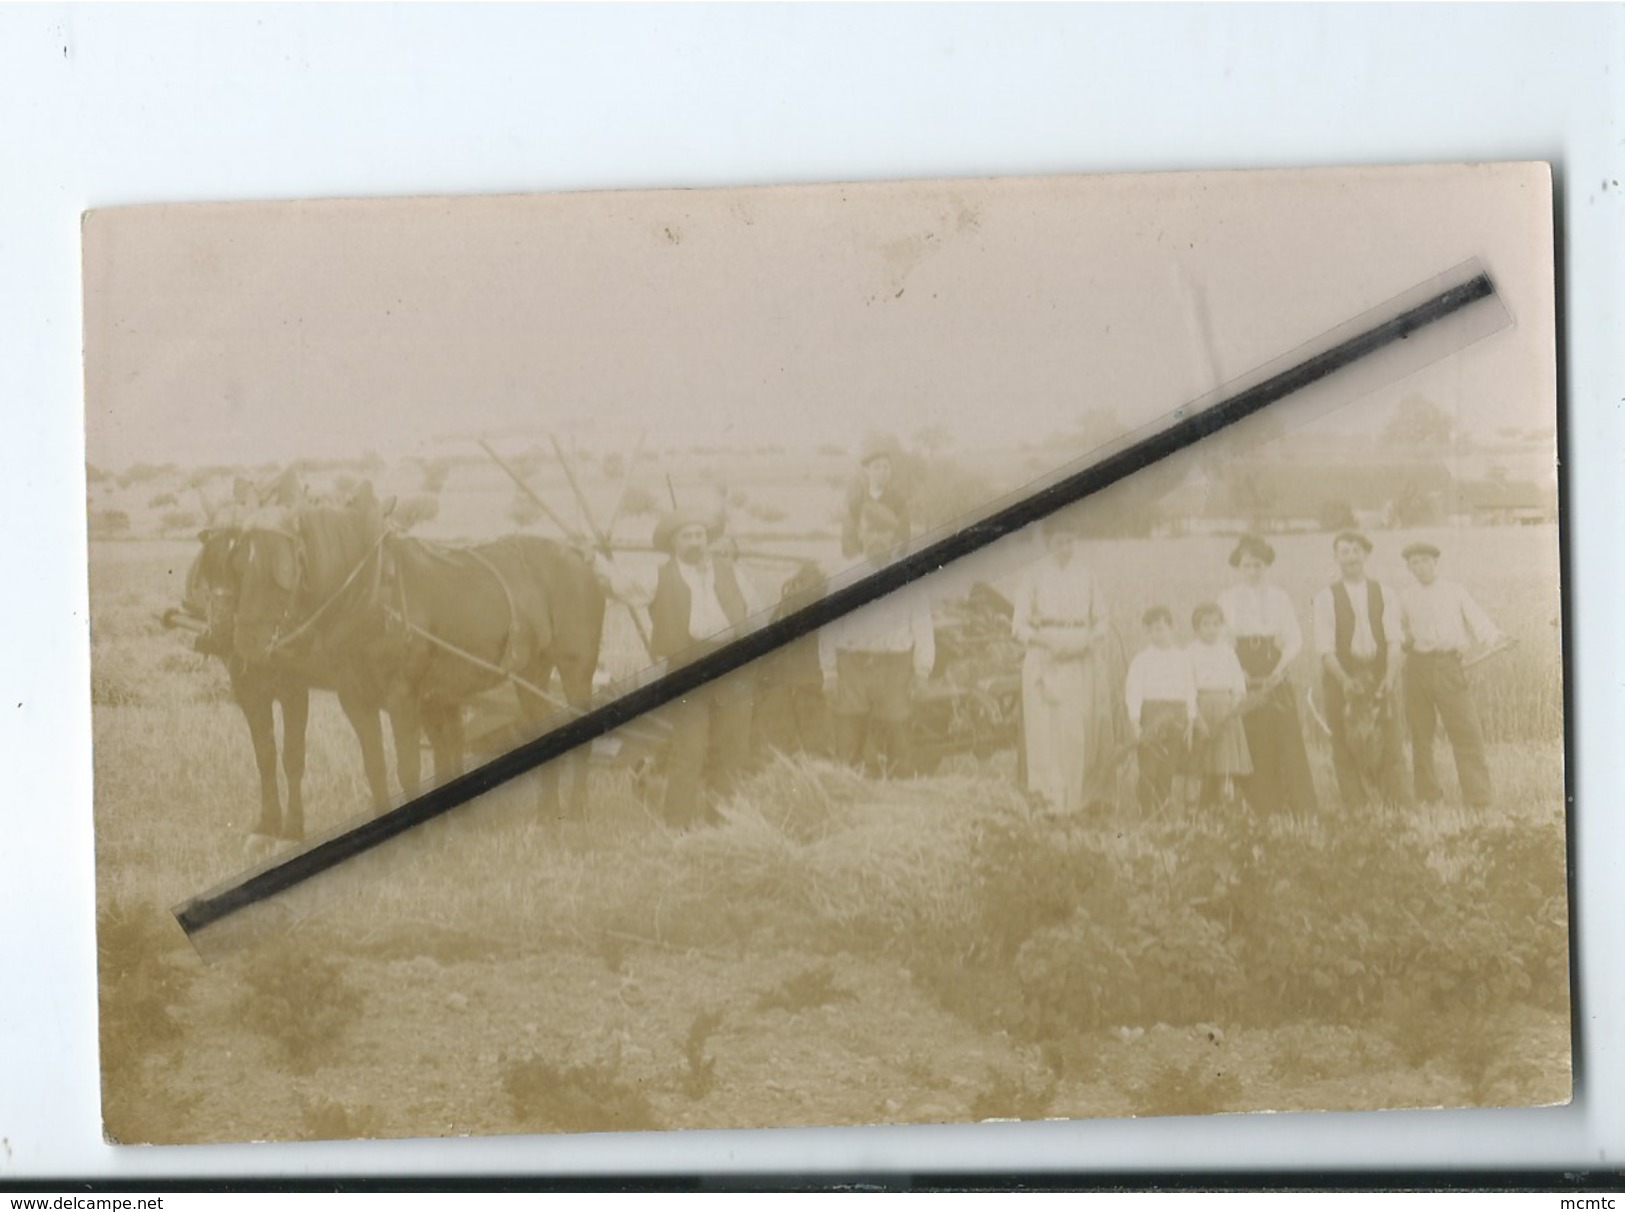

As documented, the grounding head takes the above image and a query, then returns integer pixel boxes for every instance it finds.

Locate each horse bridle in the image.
[232,526,310,657]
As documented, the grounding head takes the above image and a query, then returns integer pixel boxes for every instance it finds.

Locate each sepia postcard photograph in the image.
[83,164,1569,1145]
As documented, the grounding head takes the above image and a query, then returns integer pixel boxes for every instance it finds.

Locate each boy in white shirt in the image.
[1125,606,1197,811]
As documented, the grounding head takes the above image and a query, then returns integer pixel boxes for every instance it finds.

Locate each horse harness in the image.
[380,537,532,681]
[263,529,389,658]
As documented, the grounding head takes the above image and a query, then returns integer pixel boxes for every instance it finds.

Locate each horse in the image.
[229,482,607,820]
[173,525,314,841]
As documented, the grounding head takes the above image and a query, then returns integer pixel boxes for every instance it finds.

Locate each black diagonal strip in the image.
[175,271,1495,936]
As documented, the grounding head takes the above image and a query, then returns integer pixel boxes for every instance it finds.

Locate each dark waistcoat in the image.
[649,557,748,661]
[1331,579,1388,679]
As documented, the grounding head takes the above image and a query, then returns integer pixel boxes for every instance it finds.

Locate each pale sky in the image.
[83,164,1555,470]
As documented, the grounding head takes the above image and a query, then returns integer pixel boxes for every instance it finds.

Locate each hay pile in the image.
[673,755,1025,951]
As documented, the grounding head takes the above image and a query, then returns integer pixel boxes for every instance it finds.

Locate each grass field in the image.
[90,521,1570,1144]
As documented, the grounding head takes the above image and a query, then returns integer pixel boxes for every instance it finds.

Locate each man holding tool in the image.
[1311,531,1411,810]
[1399,540,1504,808]
[597,506,766,828]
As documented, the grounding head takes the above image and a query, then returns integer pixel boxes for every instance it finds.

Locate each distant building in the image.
[1151,458,1454,537]
[1449,478,1557,526]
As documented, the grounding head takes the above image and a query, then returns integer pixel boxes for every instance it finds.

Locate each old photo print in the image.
[84,165,1568,1144]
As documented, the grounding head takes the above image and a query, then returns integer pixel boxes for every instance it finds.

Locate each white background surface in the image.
[2,3,1621,1181]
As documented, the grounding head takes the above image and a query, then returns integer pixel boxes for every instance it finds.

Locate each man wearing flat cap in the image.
[1399,540,1503,808]
[840,432,913,560]
[1310,530,1410,809]
[596,506,765,827]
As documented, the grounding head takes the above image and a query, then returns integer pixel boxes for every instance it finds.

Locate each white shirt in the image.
[1125,645,1197,722]
[1312,578,1403,661]
[1218,582,1303,664]
[677,560,735,641]
[1011,554,1106,645]
[818,594,936,681]
[595,553,766,642]
[1187,639,1249,696]
[1401,578,1502,654]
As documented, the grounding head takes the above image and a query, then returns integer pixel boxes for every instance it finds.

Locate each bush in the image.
[918,791,1568,1044]
[89,509,130,539]
[754,963,855,1014]
[97,900,196,1142]
[680,1009,723,1101]
[231,942,364,1074]
[499,1052,660,1134]
[418,458,453,494]
[393,494,440,532]
[298,1096,383,1142]
[160,509,200,535]
[1135,1056,1243,1117]
[620,485,658,518]
[747,501,789,524]
[968,1066,1057,1122]
[912,457,995,533]
[508,491,545,530]
[1317,500,1358,532]
[118,462,175,488]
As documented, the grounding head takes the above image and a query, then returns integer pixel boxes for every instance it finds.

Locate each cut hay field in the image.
[90,524,1571,1145]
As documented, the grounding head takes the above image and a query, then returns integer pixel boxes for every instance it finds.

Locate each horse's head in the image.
[227,465,309,668]
[230,476,389,665]
[189,525,245,658]
[230,506,306,667]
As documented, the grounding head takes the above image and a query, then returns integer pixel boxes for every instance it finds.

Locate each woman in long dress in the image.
[1216,534,1319,816]
[1012,514,1118,813]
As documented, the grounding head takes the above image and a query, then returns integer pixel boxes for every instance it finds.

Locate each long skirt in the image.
[1021,646,1117,813]
[1195,689,1253,776]
[1233,636,1319,815]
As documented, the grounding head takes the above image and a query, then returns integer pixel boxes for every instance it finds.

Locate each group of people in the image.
[595,434,925,827]
[1024,518,1505,818]
[597,433,1506,829]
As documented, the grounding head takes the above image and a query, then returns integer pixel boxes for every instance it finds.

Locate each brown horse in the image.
[179,513,434,840]
[173,526,313,841]
[229,483,607,820]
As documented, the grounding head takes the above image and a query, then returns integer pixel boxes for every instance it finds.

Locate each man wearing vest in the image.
[597,507,762,828]
[1310,531,1411,809]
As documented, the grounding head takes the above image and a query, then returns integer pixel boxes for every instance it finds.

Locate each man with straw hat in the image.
[596,505,765,828]
[1399,539,1503,808]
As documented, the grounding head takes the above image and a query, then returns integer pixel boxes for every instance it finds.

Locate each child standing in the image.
[1125,606,1198,812]
[1188,601,1254,804]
